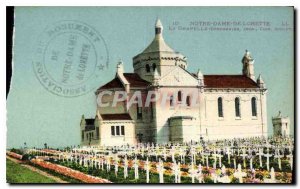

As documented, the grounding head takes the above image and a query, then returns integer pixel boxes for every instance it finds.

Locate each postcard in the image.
[6,7,294,184]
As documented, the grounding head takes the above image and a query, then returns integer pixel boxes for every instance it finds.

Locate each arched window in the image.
[150,102,154,118]
[116,126,120,135]
[186,96,191,106]
[170,95,174,107]
[235,97,241,117]
[251,97,257,117]
[218,97,223,117]
[146,64,150,73]
[178,91,182,102]
[152,63,156,71]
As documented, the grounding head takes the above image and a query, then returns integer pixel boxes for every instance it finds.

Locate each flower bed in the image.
[30,159,112,183]
[87,157,294,183]
[24,147,293,183]
[54,156,293,183]
[6,151,23,160]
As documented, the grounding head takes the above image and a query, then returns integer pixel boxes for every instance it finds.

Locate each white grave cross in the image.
[134,157,139,180]
[264,148,272,171]
[144,158,150,183]
[240,148,248,168]
[274,149,284,170]
[226,147,232,165]
[256,148,264,167]
[233,164,247,183]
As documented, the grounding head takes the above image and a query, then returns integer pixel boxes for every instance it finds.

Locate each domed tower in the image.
[133,19,187,82]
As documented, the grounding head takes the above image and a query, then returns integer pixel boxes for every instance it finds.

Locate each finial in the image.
[257,74,265,88]
[245,49,251,58]
[116,60,124,74]
[155,19,163,35]
[155,18,163,28]
[154,68,160,79]
[257,74,264,83]
[197,69,203,79]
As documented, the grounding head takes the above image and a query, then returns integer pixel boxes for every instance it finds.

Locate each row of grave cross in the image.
[56,152,281,183]
[27,137,293,183]
[36,138,293,172]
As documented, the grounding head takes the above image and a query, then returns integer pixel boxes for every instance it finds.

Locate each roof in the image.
[123,73,151,87]
[101,113,132,120]
[85,118,95,125]
[98,76,123,90]
[203,75,259,88]
[84,118,95,131]
[97,73,150,90]
[142,36,175,53]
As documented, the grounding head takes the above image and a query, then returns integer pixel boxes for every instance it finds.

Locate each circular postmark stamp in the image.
[32,20,109,97]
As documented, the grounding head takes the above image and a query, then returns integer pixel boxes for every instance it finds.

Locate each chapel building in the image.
[80,19,268,146]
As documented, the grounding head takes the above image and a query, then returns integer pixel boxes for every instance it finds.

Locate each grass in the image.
[6,159,57,183]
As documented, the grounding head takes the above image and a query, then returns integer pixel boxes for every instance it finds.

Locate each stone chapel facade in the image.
[80,19,268,146]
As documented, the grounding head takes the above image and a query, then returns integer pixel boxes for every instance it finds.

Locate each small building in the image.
[80,113,136,146]
[272,111,291,138]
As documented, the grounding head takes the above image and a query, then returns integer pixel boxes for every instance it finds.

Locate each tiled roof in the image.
[203,75,259,88]
[98,73,258,90]
[97,77,123,90]
[97,73,150,90]
[123,73,151,88]
[101,113,132,120]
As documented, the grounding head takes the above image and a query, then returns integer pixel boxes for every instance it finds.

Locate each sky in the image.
[7,7,294,148]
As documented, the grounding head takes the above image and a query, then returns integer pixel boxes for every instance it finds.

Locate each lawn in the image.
[6,159,57,183]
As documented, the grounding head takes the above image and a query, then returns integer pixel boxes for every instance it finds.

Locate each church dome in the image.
[132,19,187,82]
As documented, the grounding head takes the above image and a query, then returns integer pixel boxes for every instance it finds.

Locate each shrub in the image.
[10,148,24,155]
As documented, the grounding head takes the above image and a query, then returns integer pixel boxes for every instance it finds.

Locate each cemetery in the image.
[6,136,294,184]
